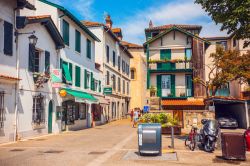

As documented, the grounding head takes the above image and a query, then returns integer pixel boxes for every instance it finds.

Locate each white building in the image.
[21,0,107,130]
[83,15,133,121]
[0,0,66,143]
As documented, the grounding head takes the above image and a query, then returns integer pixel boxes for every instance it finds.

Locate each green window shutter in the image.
[62,61,72,83]
[75,30,81,53]
[87,39,91,59]
[4,21,13,56]
[171,75,176,97]
[28,44,35,72]
[99,80,101,92]
[84,69,88,89]
[160,49,172,69]
[90,72,94,90]
[69,63,73,79]
[75,66,81,87]
[157,75,162,97]
[45,51,50,74]
[62,19,69,46]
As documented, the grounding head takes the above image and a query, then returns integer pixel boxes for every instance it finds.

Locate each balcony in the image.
[148,60,192,73]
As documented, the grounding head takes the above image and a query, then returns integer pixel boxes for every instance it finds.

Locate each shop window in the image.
[32,94,45,125]
[62,100,75,125]
[92,104,101,121]
[0,92,4,128]
[79,104,87,120]
[75,103,80,120]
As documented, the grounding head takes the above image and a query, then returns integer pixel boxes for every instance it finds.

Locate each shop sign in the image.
[75,97,86,103]
[103,87,112,94]
[51,69,62,83]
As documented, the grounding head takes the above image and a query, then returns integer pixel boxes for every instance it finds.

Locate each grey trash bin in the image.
[138,123,162,156]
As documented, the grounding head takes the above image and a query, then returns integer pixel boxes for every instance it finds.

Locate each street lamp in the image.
[28,34,38,46]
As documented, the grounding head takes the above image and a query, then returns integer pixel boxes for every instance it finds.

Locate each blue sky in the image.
[50,0,227,44]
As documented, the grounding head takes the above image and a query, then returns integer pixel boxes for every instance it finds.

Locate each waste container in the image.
[245,128,250,151]
[221,132,246,160]
[138,123,162,156]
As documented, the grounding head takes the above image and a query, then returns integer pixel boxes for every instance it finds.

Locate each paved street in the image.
[0,119,250,166]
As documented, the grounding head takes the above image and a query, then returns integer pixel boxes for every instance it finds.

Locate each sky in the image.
[49,0,228,44]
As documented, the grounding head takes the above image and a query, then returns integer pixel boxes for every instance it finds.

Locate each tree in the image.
[194,46,250,98]
[195,0,250,47]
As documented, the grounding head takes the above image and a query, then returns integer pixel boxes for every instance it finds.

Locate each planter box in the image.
[162,126,181,135]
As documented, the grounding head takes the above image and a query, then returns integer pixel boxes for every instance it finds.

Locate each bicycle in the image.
[185,126,198,151]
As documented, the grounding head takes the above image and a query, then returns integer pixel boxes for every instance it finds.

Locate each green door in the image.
[48,100,53,134]
[160,49,173,69]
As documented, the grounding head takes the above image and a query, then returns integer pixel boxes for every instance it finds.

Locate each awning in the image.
[96,96,109,105]
[63,88,97,102]
[161,99,205,110]
[62,63,72,83]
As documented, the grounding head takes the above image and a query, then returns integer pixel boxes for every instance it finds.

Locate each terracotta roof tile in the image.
[112,28,121,33]
[145,24,202,32]
[82,21,103,27]
[26,15,51,20]
[121,41,143,49]
[161,99,204,106]
[0,74,21,81]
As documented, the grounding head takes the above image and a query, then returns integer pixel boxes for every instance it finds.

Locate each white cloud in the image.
[118,0,227,44]
[74,0,95,20]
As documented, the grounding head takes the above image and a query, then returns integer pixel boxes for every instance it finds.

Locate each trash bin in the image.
[221,132,246,160]
[138,123,162,156]
[245,128,250,151]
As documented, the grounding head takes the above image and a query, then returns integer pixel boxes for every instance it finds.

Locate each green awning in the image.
[62,63,72,83]
[63,88,97,101]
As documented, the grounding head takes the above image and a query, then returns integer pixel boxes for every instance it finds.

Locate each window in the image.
[113,51,116,67]
[233,38,237,47]
[34,50,40,72]
[123,79,125,94]
[131,69,135,79]
[118,56,121,70]
[75,30,81,53]
[216,41,227,50]
[61,60,72,85]
[122,60,125,72]
[106,71,110,85]
[45,51,50,74]
[32,94,45,125]
[185,48,192,60]
[86,39,91,59]
[62,19,69,46]
[0,92,4,128]
[112,74,116,91]
[79,104,87,120]
[94,80,99,91]
[127,82,129,95]
[86,71,91,89]
[118,77,121,92]
[4,21,13,56]
[106,45,109,63]
[75,66,81,87]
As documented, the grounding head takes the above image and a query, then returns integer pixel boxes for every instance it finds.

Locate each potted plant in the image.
[149,86,157,97]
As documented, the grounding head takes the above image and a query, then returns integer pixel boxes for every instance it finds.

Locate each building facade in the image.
[144,23,213,129]
[121,41,147,110]
[83,15,133,121]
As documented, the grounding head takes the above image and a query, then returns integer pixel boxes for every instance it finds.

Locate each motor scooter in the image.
[199,119,220,152]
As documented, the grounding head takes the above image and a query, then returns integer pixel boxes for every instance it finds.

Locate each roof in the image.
[205,96,246,104]
[112,28,121,33]
[161,99,204,106]
[0,74,21,81]
[16,15,65,49]
[144,26,210,46]
[121,41,143,49]
[38,0,100,42]
[145,24,202,32]
[82,21,104,27]
[17,0,36,10]
[203,36,229,41]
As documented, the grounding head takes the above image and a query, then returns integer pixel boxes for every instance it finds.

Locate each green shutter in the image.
[157,75,162,97]
[84,69,88,89]
[45,51,50,74]
[87,39,91,59]
[171,75,175,97]
[75,30,81,53]
[75,66,81,87]
[160,49,172,70]
[90,72,94,90]
[63,20,69,46]
[28,44,35,72]
[69,63,73,79]
[99,80,101,92]
[62,61,72,83]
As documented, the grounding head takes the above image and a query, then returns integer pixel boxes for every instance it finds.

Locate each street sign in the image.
[143,106,150,113]
[103,87,112,95]
[51,69,62,83]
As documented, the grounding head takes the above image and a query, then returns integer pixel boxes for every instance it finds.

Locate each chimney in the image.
[105,14,113,29]
[149,20,153,28]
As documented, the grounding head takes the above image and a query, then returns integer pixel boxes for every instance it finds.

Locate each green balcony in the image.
[149,61,193,73]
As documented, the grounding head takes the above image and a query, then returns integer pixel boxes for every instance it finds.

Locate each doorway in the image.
[173,110,184,127]
[48,100,53,133]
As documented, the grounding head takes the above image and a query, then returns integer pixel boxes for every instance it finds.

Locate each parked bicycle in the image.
[185,126,198,151]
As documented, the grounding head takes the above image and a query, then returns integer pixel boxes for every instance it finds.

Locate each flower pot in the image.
[161,126,181,135]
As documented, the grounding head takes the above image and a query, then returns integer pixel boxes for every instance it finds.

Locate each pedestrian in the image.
[130,109,134,122]
[133,110,139,128]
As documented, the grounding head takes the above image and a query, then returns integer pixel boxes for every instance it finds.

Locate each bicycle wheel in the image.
[189,137,196,151]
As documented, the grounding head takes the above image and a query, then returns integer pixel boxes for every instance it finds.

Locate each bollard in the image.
[171,126,174,149]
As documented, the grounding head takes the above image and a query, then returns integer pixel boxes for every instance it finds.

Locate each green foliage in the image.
[139,113,179,126]
[195,0,250,47]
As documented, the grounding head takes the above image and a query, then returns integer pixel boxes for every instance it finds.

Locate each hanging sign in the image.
[51,69,62,83]
[103,87,112,95]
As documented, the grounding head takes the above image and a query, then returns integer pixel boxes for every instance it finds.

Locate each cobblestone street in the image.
[0,119,250,166]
